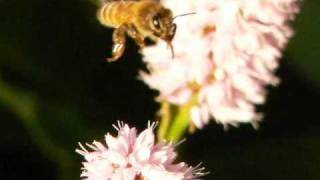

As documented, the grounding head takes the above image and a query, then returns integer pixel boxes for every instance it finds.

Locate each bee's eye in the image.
[152,17,161,29]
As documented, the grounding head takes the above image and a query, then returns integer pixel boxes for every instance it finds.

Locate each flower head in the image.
[141,0,300,128]
[76,121,205,180]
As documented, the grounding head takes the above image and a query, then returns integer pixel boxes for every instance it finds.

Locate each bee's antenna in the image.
[173,12,196,20]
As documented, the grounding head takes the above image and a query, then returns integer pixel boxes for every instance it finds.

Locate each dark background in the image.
[0,0,319,179]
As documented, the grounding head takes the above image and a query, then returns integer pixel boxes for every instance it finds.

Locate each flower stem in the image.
[165,104,191,142]
[157,101,171,140]
[165,95,198,142]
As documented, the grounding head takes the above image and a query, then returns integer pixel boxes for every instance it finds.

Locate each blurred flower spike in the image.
[76,121,206,180]
[141,0,300,140]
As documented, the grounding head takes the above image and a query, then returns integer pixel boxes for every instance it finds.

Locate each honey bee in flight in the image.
[97,0,178,62]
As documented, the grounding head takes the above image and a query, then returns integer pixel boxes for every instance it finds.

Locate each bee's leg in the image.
[107,25,126,62]
[127,25,145,49]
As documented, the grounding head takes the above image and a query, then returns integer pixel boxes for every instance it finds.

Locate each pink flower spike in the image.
[76,121,206,180]
[141,0,300,129]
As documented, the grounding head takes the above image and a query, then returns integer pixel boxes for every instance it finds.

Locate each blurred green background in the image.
[0,0,319,179]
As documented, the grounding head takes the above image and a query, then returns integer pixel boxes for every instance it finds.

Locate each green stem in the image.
[164,94,199,142]
[165,104,191,142]
[157,101,171,140]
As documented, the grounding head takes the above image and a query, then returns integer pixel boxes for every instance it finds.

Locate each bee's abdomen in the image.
[98,1,136,28]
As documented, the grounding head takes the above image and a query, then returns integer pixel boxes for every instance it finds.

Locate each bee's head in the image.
[149,8,177,57]
[150,9,175,37]
[147,7,194,58]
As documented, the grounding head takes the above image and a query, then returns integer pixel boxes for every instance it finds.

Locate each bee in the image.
[97,0,177,62]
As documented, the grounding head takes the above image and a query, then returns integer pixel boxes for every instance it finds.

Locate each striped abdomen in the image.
[98,1,137,28]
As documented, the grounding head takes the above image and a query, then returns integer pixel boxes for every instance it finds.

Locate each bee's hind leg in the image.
[107,25,127,62]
